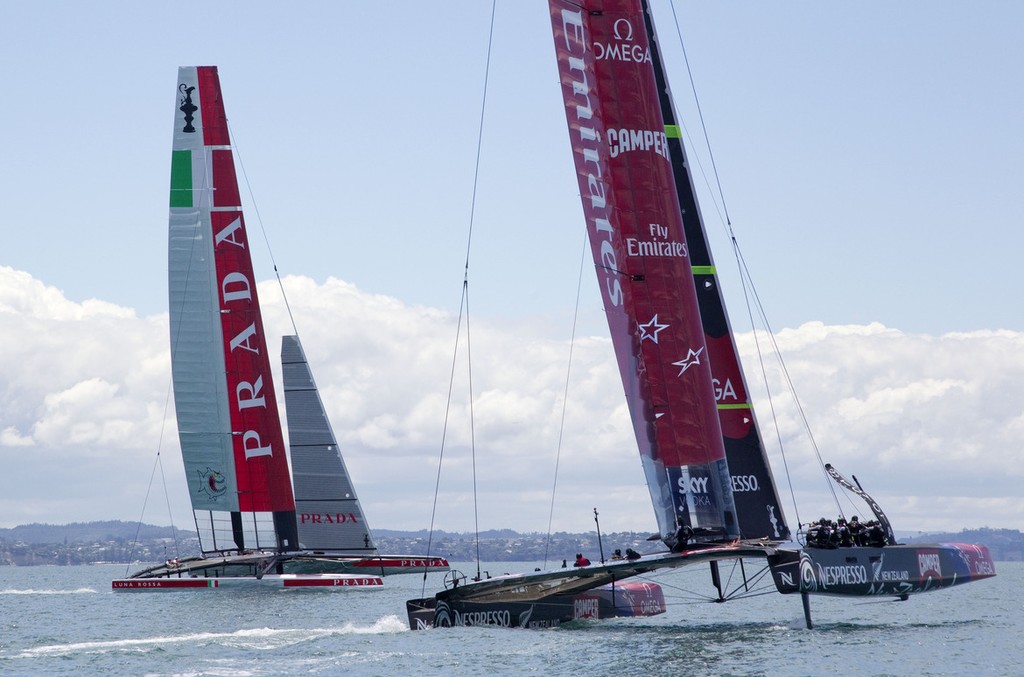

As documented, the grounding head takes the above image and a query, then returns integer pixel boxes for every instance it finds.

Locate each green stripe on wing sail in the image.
[169,149,192,207]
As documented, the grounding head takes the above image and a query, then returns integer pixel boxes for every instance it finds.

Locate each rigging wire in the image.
[230,120,300,339]
[665,0,844,526]
[232,122,397,555]
[420,0,498,592]
[542,230,590,568]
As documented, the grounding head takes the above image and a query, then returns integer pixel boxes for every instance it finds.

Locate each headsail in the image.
[169,66,297,553]
[638,0,789,541]
[282,335,376,553]
[550,0,738,547]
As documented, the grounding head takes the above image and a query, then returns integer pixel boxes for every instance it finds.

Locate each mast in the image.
[168,66,298,553]
[549,0,739,548]
[639,0,790,540]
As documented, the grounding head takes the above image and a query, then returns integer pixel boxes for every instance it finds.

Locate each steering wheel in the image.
[443,569,468,590]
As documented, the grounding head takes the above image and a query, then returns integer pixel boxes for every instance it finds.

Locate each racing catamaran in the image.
[114,67,447,591]
[406,0,993,627]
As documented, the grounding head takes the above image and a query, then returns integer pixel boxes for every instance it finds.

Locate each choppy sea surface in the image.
[0,560,1019,676]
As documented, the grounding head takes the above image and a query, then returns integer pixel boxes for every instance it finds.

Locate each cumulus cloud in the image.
[1,266,1021,536]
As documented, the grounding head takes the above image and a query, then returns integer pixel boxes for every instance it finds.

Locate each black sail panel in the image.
[640,0,790,540]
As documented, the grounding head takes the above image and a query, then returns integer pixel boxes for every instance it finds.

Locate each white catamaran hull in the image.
[112,573,383,591]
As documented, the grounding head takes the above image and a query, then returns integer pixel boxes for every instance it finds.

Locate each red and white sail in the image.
[168,66,297,552]
[549,1,738,546]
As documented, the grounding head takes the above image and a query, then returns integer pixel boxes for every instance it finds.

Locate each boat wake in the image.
[0,587,97,595]
[17,616,410,658]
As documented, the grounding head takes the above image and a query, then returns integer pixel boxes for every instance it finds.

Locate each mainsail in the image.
[550,0,738,547]
[169,66,298,553]
[282,335,376,552]
[638,1,789,541]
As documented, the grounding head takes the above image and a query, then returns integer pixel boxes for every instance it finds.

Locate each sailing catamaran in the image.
[113,67,447,591]
[406,0,994,627]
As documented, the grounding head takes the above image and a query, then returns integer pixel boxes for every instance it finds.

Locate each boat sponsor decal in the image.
[112,579,217,589]
[433,600,453,627]
[626,222,687,257]
[948,543,996,577]
[713,377,738,402]
[767,505,783,538]
[798,552,869,591]
[638,314,669,343]
[638,597,664,615]
[730,474,760,492]
[211,207,293,511]
[574,595,600,619]
[672,346,705,375]
[197,467,227,499]
[593,17,651,64]
[671,469,712,510]
[876,567,910,583]
[354,558,448,569]
[300,512,359,524]
[281,576,382,587]
[553,7,623,310]
[819,564,869,587]
[609,128,669,160]
[917,550,942,579]
[453,608,513,628]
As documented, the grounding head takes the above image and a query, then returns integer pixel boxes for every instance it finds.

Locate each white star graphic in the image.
[638,314,669,343]
[672,346,705,376]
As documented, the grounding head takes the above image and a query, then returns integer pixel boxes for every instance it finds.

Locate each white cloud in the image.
[1,269,1021,538]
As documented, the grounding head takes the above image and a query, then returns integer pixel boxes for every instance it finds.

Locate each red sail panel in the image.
[197,66,230,147]
[197,72,295,514]
[549,0,738,544]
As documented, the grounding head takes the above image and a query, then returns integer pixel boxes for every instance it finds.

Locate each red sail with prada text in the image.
[549,0,738,547]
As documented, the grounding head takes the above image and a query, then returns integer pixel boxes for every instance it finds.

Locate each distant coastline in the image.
[1,521,1020,566]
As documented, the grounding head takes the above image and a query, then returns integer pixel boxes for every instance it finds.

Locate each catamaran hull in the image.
[283,556,449,576]
[769,543,996,597]
[407,580,666,630]
[116,552,448,583]
[112,573,383,591]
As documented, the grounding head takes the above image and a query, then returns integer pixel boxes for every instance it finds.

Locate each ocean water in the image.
[0,561,1019,676]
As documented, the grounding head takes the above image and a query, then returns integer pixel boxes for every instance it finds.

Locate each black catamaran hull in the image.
[769,543,996,597]
[408,580,666,630]
[406,544,776,630]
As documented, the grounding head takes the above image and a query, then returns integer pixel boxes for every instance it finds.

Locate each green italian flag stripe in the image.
[692,265,716,275]
[717,403,752,410]
[665,124,682,139]
[169,149,193,208]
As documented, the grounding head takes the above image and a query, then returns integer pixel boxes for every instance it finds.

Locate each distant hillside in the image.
[0,521,193,545]
[904,527,1023,562]
[1,521,1021,565]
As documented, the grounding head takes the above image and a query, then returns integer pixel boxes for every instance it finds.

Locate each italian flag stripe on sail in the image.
[169,149,192,207]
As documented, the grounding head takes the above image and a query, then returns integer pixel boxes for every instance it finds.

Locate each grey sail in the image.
[282,335,376,552]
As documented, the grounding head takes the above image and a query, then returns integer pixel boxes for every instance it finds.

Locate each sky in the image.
[1,1,1022,537]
